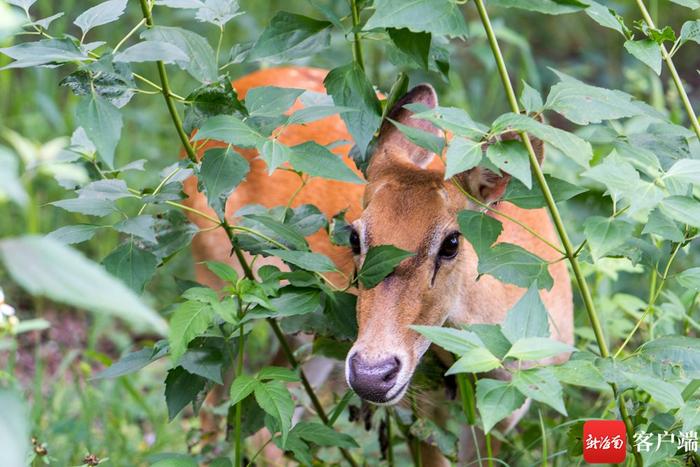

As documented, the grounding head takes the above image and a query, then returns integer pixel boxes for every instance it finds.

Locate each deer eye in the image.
[438,232,460,259]
[349,229,361,255]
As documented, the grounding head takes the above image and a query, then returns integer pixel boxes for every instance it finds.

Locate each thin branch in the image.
[350,0,365,70]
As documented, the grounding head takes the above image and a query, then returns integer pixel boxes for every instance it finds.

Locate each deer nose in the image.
[348,353,402,403]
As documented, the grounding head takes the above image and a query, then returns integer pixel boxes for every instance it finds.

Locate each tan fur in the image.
[184,67,573,463]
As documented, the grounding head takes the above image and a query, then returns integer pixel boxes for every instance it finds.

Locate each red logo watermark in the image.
[583,420,627,464]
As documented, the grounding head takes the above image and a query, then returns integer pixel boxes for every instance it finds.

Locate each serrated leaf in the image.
[624,40,661,75]
[486,140,531,189]
[680,20,700,47]
[180,347,224,384]
[102,240,158,293]
[205,261,238,283]
[664,159,700,186]
[505,337,575,361]
[0,38,86,69]
[74,0,127,36]
[358,245,415,288]
[245,86,304,118]
[642,208,684,242]
[444,137,482,179]
[489,0,586,14]
[520,81,543,113]
[388,28,431,69]
[263,249,337,272]
[660,196,700,228]
[92,345,168,379]
[446,348,501,375]
[410,325,483,354]
[457,210,503,257]
[583,216,635,260]
[260,139,292,174]
[75,93,123,168]
[551,357,610,391]
[678,268,700,291]
[408,105,488,140]
[50,198,116,217]
[199,147,249,217]
[478,243,553,290]
[258,366,299,382]
[254,381,295,446]
[289,141,364,184]
[502,284,550,343]
[230,374,258,405]
[168,300,214,362]
[114,215,158,243]
[248,11,331,63]
[476,379,526,433]
[503,175,586,209]
[165,366,206,420]
[513,367,567,415]
[78,179,131,200]
[291,421,358,448]
[324,63,382,155]
[47,224,101,245]
[389,118,445,155]
[630,373,684,409]
[141,26,217,83]
[364,0,469,38]
[114,41,189,64]
[194,115,264,148]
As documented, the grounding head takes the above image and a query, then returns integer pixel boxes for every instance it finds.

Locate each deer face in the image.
[344,85,543,404]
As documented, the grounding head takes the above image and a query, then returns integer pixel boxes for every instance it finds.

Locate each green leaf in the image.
[678,268,700,291]
[585,1,626,36]
[478,243,553,290]
[184,77,246,133]
[245,86,304,118]
[388,28,431,69]
[0,38,86,69]
[289,141,364,184]
[141,26,217,83]
[114,215,158,244]
[624,40,661,75]
[544,70,648,125]
[513,367,567,415]
[264,249,337,272]
[258,366,300,382]
[491,112,593,167]
[486,140,531,189]
[260,139,292,174]
[551,357,610,391]
[410,325,483,354]
[476,379,526,433]
[0,236,167,334]
[76,93,123,168]
[199,147,249,217]
[168,300,214,362]
[358,245,415,288]
[290,421,359,448]
[503,175,586,209]
[502,284,550,343]
[164,366,206,421]
[194,115,264,148]
[582,152,641,204]
[193,0,243,27]
[583,216,635,260]
[266,286,321,318]
[409,418,458,461]
[364,0,469,38]
[102,241,158,293]
[444,137,482,179]
[457,210,503,257]
[74,0,127,36]
[664,159,700,186]
[468,324,512,359]
[51,198,116,217]
[446,348,502,375]
[660,196,700,228]
[179,347,224,384]
[242,213,308,251]
[230,374,259,405]
[47,224,101,245]
[254,381,295,446]
[0,389,30,467]
[489,0,586,14]
[114,41,189,64]
[78,179,131,200]
[679,20,700,47]
[287,105,357,125]
[93,345,167,379]
[520,81,543,113]
[629,373,684,409]
[639,336,700,378]
[60,60,136,108]
[205,261,239,283]
[408,105,488,140]
[248,12,332,63]
[324,63,382,155]
[642,208,684,242]
[670,0,700,8]
[505,337,575,361]
[388,118,445,155]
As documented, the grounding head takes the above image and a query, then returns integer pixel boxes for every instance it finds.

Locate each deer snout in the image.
[347,353,403,404]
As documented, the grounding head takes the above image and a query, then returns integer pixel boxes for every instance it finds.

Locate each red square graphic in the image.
[583,420,627,464]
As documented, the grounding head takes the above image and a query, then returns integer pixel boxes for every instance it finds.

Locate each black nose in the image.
[348,354,401,403]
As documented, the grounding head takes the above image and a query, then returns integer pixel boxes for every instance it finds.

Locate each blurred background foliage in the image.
[0,0,699,465]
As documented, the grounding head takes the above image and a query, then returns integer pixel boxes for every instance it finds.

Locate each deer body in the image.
[184,66,573,463]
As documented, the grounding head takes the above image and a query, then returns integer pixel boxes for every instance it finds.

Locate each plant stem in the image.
[137,0,197,163]
[634,0,700,139]
[472,2,642,466]
[350,0,365,70]
[234,304,245,467]
[386,409,394,466]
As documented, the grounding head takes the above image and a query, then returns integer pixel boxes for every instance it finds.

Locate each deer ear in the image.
[456,127,545,204]
[368,84,442,177]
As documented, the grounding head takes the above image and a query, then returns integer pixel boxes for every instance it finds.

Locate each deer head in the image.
[344,85,544,404]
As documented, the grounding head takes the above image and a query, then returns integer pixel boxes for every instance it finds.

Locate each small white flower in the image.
[0,303,15,317]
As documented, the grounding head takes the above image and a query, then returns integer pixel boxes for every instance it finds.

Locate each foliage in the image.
[1,0,700,466]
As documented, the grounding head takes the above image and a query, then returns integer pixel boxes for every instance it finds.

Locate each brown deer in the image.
[184,66,573,465]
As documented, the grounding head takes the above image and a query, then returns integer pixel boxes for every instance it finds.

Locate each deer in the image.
[183,66,574,465]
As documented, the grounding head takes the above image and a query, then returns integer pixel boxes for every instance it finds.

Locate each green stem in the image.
[472,2,643,466]
[137,0,197,163]
[634,0,700,139]
[457,373,476,425]
[350,0,365,70]
[234,318,245,467]
[538,410,547,467]
[386,409,394,466]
